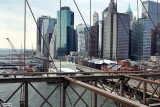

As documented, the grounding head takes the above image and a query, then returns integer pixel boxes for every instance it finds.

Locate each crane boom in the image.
[6,38,35,72]
[6,38,23,65]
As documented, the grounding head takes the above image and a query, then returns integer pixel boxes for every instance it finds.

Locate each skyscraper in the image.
[140,0,160,60]
[93,11,99,26]
[36,16,46,56]
[142,1,160,25]
[36,16,57,58]
[103,0,117,60]
[103,0,130,60]
[97,20,103,58]
[56,6,74,58]
[117,13,130,59]
[89,26,98,57]
[130,18,143,60]
[50,24,57,60]
[126,4,133,21]
[36,16,57,72]
[141,18,153,60]
[76,24,90,57]
[151,23,160,56]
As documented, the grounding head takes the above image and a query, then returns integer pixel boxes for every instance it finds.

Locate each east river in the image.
[0,82,117,107]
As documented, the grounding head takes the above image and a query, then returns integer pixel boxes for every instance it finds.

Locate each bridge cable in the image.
[72,0,91,37]
[59,0,62,107]
[25,0,57,71]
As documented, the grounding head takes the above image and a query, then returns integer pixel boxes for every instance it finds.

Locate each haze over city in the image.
[0,0,139,49]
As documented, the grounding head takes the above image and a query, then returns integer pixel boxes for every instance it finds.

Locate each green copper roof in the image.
[127,4,132,13]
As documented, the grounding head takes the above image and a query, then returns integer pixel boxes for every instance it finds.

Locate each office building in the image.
[142,0,160,25]
[36,16,57,59]
[151,23,160,56]
[89,26,98,57]
[93,11,99,26]
[56,6,75,58]
[50,24,57,60]
[130,18,143,60]
[103,0,130,60]
[126,4,133,21]
[76,24,90,57]
[97,20,103,58]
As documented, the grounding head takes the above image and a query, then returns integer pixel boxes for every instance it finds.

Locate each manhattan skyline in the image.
[0,0,151,49]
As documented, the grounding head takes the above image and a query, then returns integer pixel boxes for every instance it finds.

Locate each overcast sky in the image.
[0,0,156,49]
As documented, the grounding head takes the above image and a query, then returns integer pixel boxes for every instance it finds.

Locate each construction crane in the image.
[6,38,23,66]
[6,38,35,72]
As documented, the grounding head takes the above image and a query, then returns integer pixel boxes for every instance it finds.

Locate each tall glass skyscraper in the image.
[36,16,57,59]
[36,16,57,72]
[142,1,160,25]
[140,1,160,60]
[56,6,74,58]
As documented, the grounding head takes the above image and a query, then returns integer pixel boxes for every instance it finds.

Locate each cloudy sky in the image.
[0,0,155,49]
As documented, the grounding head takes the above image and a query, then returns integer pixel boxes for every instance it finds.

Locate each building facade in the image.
[142,1,160,25]
[50,24,57,60]
[97,20,103,58]
[89,26,98,57]
[130,18,143,60]
[141,18,153,60]
[103,0,117,60]
[103,0,130,60]
[151,23,160,56]
[36,16,47,56]
[36,16,57,59]
[93,11,99,26]
[76,24,90,57]
[56,6,75,58]
[117,13,130,60]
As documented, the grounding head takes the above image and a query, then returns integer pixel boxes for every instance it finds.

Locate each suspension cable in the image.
[59,0,62,107]
[110,0,130,36]
[25,0,57,71]
[72,0,91,36]
[139,0,156,28]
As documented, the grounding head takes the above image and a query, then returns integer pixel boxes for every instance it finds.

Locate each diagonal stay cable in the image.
[139,0,156,28]
[110,0,130,36]
[72,0,93,76]
[72,0,91,38]
[25,0,57,71]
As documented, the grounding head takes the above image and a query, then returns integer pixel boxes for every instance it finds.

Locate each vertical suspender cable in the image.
[116,0,118,69]
[157,0,160,67]
[25,0,57,71]
[137,0,140,69]
[60,0,62,73]
[89,0,93,106]
[157,0,159,24]
[90,0,91,58]
[20,0,27,105]
[59,0,62,107]
[24,0,26,71]
[90,0,91,26]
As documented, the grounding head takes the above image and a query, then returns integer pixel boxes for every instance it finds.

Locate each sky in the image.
[0,0,156,49]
